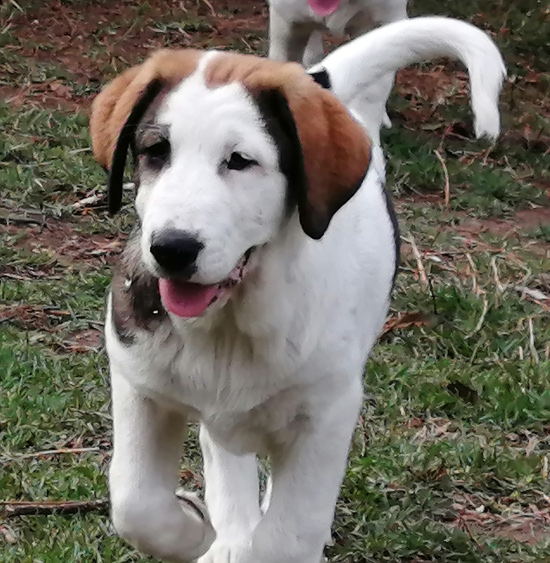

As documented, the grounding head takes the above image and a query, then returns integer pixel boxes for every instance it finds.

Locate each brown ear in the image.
[285,86,372,239]
[205,56,371,239]
[89,49,202,213]
[255,81,371,239]
[89,64,143,170]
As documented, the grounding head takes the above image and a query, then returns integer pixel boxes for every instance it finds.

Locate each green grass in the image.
[1,0,549,561]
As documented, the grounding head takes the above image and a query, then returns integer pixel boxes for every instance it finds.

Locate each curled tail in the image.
[309,17,506,140]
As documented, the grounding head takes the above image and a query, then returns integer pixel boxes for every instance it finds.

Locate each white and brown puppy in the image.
[90,18,504,563]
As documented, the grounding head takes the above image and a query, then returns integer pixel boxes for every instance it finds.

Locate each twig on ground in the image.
[72,194,102,210]
[0,212,46,226]
[0,499,109,518]
[491,256,505,294]
[465,253,480,295]
[434,149,450,209]
[404,234,428,289]
[1,447,101,465]
[9,0,24,13]
[199,0,217,17]
[467,298,489,339]
[516,286,548,303]
[456,511,483,550]
[528,317,539,364]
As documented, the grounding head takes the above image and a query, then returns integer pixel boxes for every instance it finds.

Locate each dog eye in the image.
[140,139,171,166]
[226,152,257,171]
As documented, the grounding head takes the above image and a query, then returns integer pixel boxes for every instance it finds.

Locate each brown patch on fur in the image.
[90,48,371,236]
[90,49,202,169]
[110,231,167,344]
[205,53,372,237]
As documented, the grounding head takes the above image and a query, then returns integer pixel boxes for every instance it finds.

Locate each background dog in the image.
[268,0,409,129]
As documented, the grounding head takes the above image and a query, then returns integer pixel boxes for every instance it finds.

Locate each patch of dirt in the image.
[56,328,103,353]
[0,84,81,112]
[455,207,550,239]
[440,489,550,546]
[453,506,550,546]
[5,0,267,110]
[1,219,125,268]
[0,304,71,331]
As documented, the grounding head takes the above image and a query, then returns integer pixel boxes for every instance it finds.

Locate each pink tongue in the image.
[158,279,220,318]
[307,0,341,16]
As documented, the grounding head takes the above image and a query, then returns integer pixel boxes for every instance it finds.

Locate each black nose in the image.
[150,230,203,277]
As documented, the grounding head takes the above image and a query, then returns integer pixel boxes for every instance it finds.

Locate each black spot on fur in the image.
[381,182,400,290]
[308,68,331,90]
[110,229,168,345]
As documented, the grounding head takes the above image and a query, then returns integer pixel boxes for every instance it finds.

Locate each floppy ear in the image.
[106,79,163,215]
[203,53,370,239]
[89,66,163,214]
[89,49,202,214]
[262,84,371,239]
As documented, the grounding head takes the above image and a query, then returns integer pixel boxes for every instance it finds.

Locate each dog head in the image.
[90,49,371,318]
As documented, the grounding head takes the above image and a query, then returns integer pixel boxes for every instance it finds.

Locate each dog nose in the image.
[150,230,203,276]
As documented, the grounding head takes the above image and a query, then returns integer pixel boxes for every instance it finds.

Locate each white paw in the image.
[383,112,392,128]
[175,489,216,557]
[196,540,250,563]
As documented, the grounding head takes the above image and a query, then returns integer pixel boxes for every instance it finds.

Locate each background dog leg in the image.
[303,31,325,68]
[109,371,215,562]
[197,425,262,562]
[268,6,312,63]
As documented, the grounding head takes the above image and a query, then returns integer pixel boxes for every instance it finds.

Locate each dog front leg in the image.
[240,382,363,563]
[109,370,215,562]
[197,425,262,562]
[268,6,312,63]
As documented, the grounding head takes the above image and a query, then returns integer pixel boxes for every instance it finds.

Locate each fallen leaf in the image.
[381,311,433,337]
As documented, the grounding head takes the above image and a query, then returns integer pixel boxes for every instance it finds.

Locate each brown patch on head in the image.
[90,49,202,170]
[90,48,371,235]
[204,53,372,238]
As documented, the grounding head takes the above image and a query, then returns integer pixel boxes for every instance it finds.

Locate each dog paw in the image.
[196,540,250,563]
[175,489,216,556]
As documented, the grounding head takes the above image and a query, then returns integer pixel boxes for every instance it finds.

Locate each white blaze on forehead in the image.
[154,53,279,171]
[137,51,289,286]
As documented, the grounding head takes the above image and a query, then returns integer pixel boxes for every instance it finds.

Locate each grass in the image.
[1,0,549,561]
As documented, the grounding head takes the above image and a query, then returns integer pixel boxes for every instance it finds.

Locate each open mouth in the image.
[307,0,342,16]
[157,248,253,318]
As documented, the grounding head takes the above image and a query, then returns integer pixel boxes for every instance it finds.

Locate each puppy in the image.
[90,17,504,563]
[268,0,408,128]
[268,0,408,67]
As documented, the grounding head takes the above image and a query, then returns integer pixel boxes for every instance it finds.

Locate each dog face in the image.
[135,71,289,288]
[90,50,371,317]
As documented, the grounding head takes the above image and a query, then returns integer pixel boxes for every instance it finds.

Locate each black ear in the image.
[107,79,164,215]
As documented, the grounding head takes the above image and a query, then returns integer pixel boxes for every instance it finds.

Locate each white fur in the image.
[106,21,504,562]
[309,17,507,144]
[139,59,287,287]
